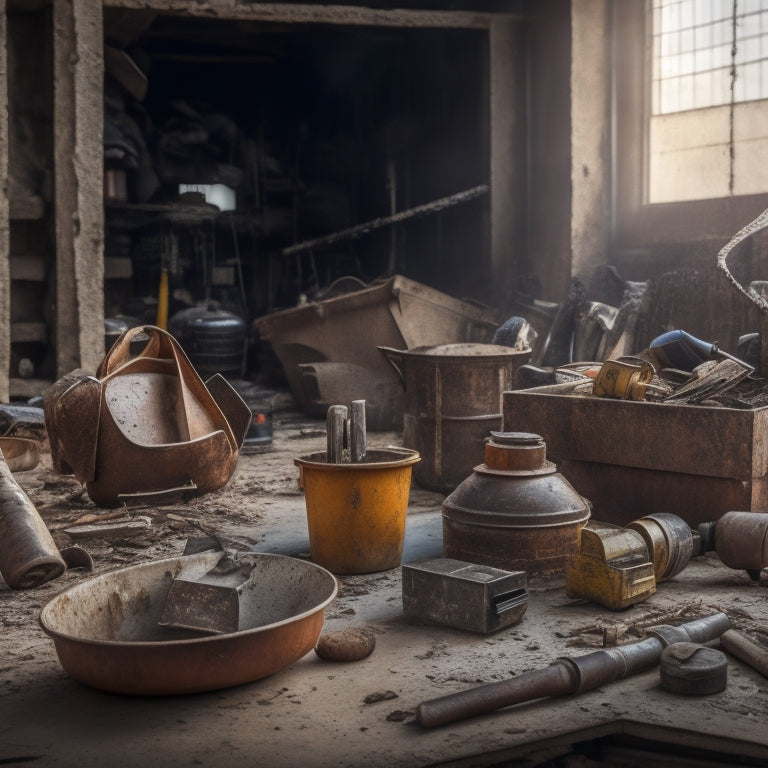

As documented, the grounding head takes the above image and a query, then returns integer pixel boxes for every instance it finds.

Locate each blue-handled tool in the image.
[649,329,752,372]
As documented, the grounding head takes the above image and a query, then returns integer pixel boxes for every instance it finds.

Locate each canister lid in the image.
[660,642,727,695]
[488,431,543,446]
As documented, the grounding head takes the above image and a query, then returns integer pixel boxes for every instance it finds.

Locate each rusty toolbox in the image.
[503,382,768,527]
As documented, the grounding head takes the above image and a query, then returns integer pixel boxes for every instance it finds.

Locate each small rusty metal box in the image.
[401,557,528,634]
[159,565,256,635]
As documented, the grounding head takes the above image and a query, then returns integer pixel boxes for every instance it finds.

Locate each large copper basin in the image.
[39,551,338,695]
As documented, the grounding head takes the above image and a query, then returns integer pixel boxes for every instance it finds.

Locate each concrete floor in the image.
[3,407,768,767]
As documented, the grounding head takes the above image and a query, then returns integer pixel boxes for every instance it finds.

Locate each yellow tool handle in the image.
[156,268,169,330]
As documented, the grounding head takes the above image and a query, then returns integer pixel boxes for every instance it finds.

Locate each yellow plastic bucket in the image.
[294,448,420,574]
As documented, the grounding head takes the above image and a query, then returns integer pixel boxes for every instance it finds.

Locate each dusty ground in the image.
[3,395,768,767]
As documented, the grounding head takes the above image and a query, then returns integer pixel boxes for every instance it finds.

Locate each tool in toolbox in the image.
[591,357,665,401]
[648,329,753,373]
[416,612,731,728]
[662,357,753,403]
[401,557,528,634]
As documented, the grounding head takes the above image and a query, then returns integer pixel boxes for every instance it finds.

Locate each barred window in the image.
[648,0,768,202]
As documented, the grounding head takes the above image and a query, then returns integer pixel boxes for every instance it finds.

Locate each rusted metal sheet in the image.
[45,326,250,508]
[253,276,503,430]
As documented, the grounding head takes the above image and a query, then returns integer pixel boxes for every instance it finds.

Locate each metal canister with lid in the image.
[442,432,591,577]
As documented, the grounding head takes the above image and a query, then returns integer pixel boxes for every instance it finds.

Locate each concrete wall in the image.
[650,100,768,203]
[0,0,8,402]
[53,0,105,377]
[1,1,618,394]
[526,0,572,303]
[570,0,610,293]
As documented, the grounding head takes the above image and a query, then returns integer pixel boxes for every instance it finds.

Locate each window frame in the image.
[611,1,768,256]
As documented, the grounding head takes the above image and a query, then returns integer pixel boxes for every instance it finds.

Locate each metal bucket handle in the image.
[377,346,406,386]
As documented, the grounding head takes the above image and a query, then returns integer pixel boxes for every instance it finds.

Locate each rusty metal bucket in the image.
[379,343,531,493]
[38,551,338,695]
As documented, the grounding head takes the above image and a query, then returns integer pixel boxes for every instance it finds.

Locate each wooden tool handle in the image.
[721,629,768,678]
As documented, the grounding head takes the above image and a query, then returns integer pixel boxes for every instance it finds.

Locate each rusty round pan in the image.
[39,551,338,695]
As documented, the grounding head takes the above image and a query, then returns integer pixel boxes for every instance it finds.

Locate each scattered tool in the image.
[565,521,656,610]
[659,642,728,695]
[720,628,768,678]
[566,513,696,610]
[0,454,66,589]
[626,512,695,583]
[416,612,731,728]
[698,510,768,581]
[569,510,768,611]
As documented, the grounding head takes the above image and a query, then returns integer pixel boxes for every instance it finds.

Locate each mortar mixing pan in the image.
[39,550,338,695]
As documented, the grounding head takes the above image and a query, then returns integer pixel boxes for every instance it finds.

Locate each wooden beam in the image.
[101,1,512,30]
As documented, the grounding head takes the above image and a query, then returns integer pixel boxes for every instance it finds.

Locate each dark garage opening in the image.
[103,11,492,375]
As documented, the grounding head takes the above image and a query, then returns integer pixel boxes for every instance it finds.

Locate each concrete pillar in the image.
[53,0,104,377]
[0,0,9,402]
[570,0,611,285]
[489,15,525,306]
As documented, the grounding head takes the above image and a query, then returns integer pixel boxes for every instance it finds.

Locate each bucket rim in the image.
[294,447,420,469]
